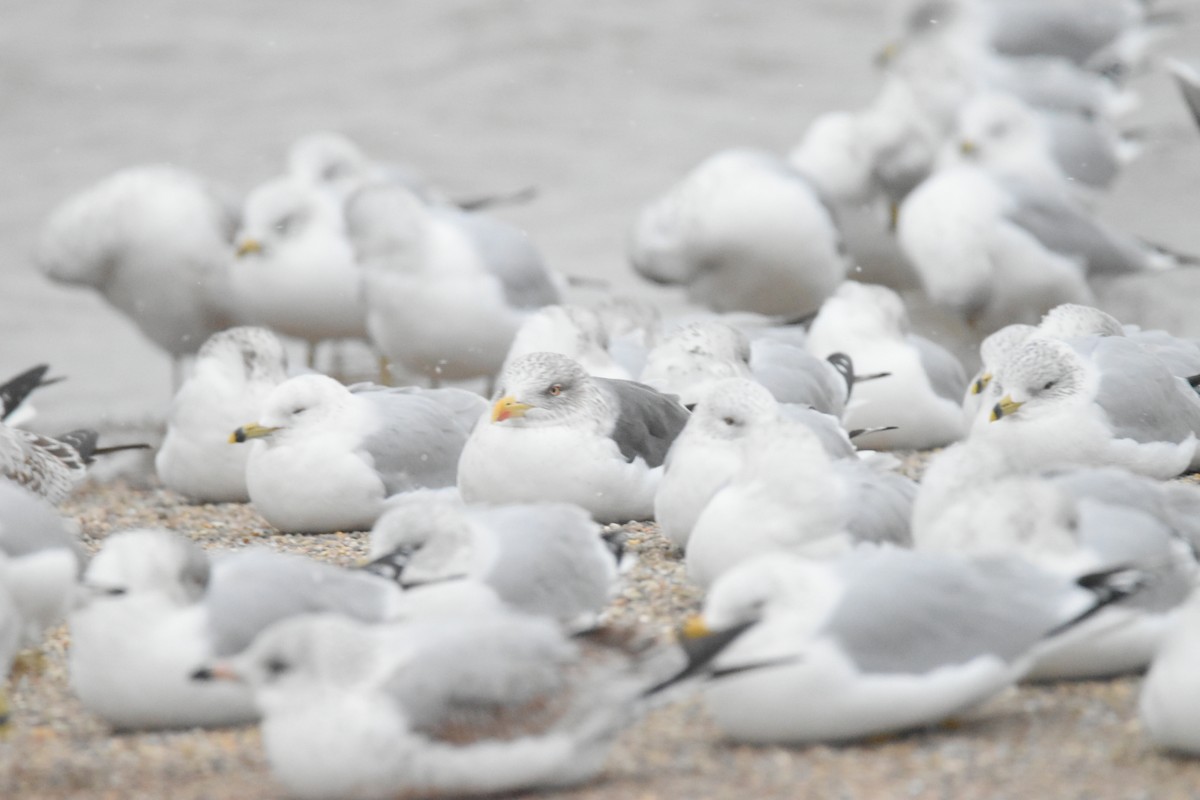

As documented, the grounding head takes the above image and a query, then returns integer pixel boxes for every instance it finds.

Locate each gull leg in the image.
[306,341,318,371]
[378,355,392,386]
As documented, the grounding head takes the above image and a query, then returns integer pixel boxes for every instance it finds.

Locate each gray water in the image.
[3,1,1199,434]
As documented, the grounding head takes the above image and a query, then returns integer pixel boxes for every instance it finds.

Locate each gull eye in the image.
[1042,380,1056,391]
[265,657,290,677]
[722,416,737,426]
[322,163,349,181]
[291,406,307,416]
[547,384,563,397]
[105,587,127,597]
[273,215,293,236]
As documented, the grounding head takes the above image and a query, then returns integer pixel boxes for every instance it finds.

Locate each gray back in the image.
[593,379,690,468]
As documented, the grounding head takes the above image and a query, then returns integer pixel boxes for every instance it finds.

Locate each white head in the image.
[1038,304,1125,340]
[953,93,1057,179]
[972,323,1036,397]
[989,338,1087,423]
[490,353,605,429]
[369,488,469,560]
[813,281,909,340]
[195,326,288,385]
[686,378,780,443]
[287,131,370,195]
[640,322,753,406]
[230,374,354,446]
[788,111,875,202]
[82,529,210,606]
[697,552,843,634]
[235,177,344,259]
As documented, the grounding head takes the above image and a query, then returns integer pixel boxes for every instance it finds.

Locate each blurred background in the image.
[3,0,1198,432]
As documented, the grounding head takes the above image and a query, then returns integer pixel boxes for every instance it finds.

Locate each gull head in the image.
[953,93,1053,176]
[490,352,601,426]
[287,131,369,194]
[196,326,288,385]
[1039,304,1125,340]
[817,281,909,340]
[231,374,351,444]
[989,338,1084,422]
[689,552,842,639]
[688,378,779,442]
[235,177,342,259]
[640,322,752,407]
[195,613,390,700]
[344,183,427,267]
[82,529,210,607]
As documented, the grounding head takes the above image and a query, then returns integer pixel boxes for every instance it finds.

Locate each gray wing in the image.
[593,379,690,468]
[379,616,577,742]
[358,390,484,495]
[750,339,844,416]
[1073,500,1193,614]
[0,479,85,566]
[832,462,916,546]
[472,504,614,623]
[205,549,399,656]
[1127,329,1200,377]
[908,334,969,403]
[1078,336,1200,445]
[439,207,561,309]
[825,550,1075,673]
[1003,179,1149,275]
[778,406,855,459]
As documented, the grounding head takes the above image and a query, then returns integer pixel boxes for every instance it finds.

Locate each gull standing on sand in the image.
[156,327,289,503]
[458,353,689,523]
[197,608,735,800]
[683,548,1144,743]
[806,281,967,450]
[346,182,560,386]
[630,149,848,317]
[34,165,238,382]
[70,529,405,731]
[367,490,618,629]
[233,375,485,533]
[229,177,367,367]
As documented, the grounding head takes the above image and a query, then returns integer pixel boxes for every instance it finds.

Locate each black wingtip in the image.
[55,429,100,461]
[1186,373,1200,389]
[847,425,899,439]
[825,353,855,399]
[1045,565,1147,639]
[454,184,539,211]
[0,364,55,420]
[643,621,756,697]
[358,546,416,583]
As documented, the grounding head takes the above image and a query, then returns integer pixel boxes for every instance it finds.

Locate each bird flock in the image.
[9,1,1200,797]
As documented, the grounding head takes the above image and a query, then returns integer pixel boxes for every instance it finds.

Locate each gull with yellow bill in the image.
[231,374,484,533]
[981,334,1200,478]
[457,352,689,523]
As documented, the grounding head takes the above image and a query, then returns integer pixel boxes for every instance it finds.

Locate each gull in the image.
[346,182,560,386]
[69,528,404,731]
[629,149,848,317]
[1,424,148,506]
[196,609,737,800]
[685,421,915,588]
[457,352,689,523]
[501,304,631,380]
[229,177,366,368]
[232,375,485,533]
[1141,589,1200,755]
[0,480,84,650]
[156,327,289,503]
[656,379,860,552]
[365,490,618,629]
[34,165,238,384]
[915,442,1198,679]
[897,117,1188,332]
[984,335,1200,478]
[965,305,1200,435]
[682,547,1144,743]
[638,321,852,417]
[806,281,967,449]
